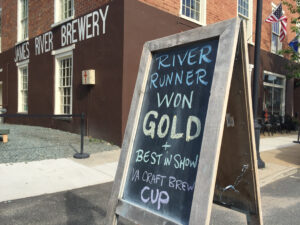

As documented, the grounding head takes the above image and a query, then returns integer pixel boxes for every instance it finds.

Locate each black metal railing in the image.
[295,127,300,144]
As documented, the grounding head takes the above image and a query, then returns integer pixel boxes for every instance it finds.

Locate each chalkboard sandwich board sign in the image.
[106,18,263,225]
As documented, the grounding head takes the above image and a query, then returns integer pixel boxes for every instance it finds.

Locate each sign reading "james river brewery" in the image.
[122,38,219,225]
[15,5,109,62]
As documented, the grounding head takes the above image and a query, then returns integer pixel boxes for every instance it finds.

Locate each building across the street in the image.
[0,0,298,145]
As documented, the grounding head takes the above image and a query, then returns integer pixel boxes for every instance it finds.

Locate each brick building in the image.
[0,0,298,145]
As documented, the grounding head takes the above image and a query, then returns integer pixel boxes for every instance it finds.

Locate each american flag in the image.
[265,3,287,42]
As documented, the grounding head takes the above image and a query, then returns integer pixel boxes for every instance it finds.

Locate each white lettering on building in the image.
[61,5,109,47]
[35,31,53,55]
[14,41,30,62]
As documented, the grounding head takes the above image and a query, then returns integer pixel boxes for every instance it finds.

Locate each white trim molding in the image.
[17,61,29,113]
[16,59,29,67]
[52,44,75,56]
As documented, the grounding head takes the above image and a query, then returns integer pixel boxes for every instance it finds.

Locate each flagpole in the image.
[253,0,265,168]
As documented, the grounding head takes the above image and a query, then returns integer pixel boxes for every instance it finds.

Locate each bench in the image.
[0,129,9,143]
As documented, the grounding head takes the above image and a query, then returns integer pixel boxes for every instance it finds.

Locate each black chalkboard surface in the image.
[122,38,219,225]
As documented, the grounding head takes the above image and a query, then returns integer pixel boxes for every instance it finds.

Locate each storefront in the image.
[0,1,297,145]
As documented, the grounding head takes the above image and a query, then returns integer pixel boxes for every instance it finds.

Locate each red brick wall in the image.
[75,0,110,17]
[206,0,237,25]
[138,0,296,53]
[1,0,17,52]
[139,0,179,15]
[28,0,54,38]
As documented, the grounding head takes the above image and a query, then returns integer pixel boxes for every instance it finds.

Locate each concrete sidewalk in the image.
[0,134,299,203]
[259,135,300,187]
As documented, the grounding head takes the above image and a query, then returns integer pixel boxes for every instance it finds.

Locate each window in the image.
[270,4,283,53]
[18,0,28,42]
[238,0,253,42]
[18,63,28,113]
[53,46,74,115]
[180,0,206,25]
[54,0,74,23]
[263,72,286,116]
[62,0,74,19]
[271,21,282,53]
[56,56,73,114]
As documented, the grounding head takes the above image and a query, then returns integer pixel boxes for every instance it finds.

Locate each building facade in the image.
[0,0,298,145]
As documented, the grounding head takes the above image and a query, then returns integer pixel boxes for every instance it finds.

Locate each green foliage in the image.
[88,136,115,146]
[88,136,105,143]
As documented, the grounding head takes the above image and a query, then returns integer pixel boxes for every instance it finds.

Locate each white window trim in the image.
[17,0,28,42]
[17,62,29,113]
[53,46,74,115]
[179,0,206,26]
[51,16,74,29]
[249,64,254,78]
[263,70,286,116]
[16,59,29,67]
[237,0,253,44]
[52,44,75,56]
[53,0,75,26]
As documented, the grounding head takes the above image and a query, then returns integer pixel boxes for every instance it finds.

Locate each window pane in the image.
[19,0,28,39]
[62,0,74,20]
[273,87,282,114]
[272,22,280,34]
[19,65,28,112]
[182,0,201,22]
[58,57,72,114]
[186,8,190,17]
[191,9,194,19]
[264,86,273,113]
[238,0,249,18]
[271,34,278,52]
[263,74,285,116]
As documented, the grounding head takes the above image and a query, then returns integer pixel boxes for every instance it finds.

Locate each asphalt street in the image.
[0,170,299,225]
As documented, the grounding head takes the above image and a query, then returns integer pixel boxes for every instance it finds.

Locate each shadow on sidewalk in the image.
[261,145,300,167]
[275,146,300,166]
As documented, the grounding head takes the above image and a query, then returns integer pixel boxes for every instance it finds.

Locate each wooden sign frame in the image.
[106,18,263,225]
